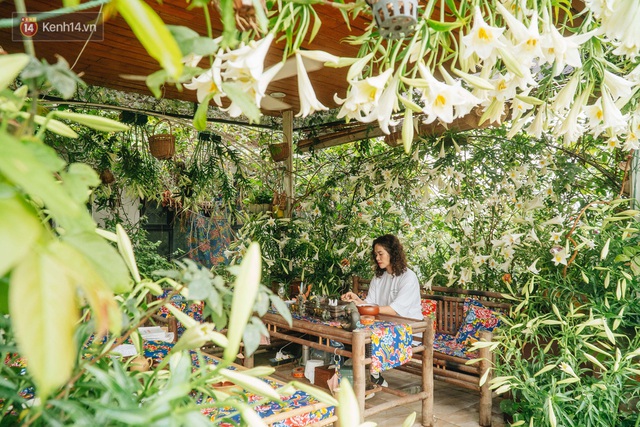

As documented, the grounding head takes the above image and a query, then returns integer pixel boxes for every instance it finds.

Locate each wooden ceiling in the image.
[0,0,371,116]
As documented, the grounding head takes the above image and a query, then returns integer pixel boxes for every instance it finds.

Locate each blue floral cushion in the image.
[454,298,501,345]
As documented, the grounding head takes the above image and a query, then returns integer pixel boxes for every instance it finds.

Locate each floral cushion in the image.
[454,299,501,345]
[420,298,438,330]
[155,290,204,337]
[433,333,478,359]
[420,298,437,319]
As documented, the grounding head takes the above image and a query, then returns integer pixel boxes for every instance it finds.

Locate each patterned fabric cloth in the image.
[286,312,413,374]
[420,298,437,330]
[143,340,334,426]
[454,298,501,345]
[432,333,478,359]
[154,289,204,337]
[187,209,233,269]
[363,320,413,374]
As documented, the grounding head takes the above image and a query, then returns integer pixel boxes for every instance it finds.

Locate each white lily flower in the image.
[543,215,565,226]
[540,8,595,76]
[550,72,581,113]
[295,53,328,118]
[527,258,540,274]
[554,90,588,144]
[551,248,569,266]
[593,0,640,59]
[335,69,393,121]
[583,97,606,137]
[600,86,627,131]
[496,3,543,64]
[223,61,283,118]
[360,74,400,134]
[184,58,224,105]
[417,63,476,124]
[602,69,636,102]
[603,136,621,151]
[220,33,274,81]
[182,53,203,67]
[462,6,506,60]
[558,362,578,378]
[525,106,547,138]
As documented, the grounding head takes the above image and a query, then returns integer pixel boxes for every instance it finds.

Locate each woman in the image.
[341,234,422,320]
[341,234,422,387]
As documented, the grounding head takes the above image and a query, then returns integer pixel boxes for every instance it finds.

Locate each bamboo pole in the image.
[352,329,367,422]
[283,111,294,217]
[423,318,434,427]
[478,330,492,427]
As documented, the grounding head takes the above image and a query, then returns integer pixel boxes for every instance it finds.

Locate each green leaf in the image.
[290,381,338,406]
[193,94,212,131]
[0,133,94,232]
[54,111,129,132]
[115,0,183,80]
[0,195,42,277]
[63,231,132,294]
[219,368,280,400]
[45,56,85,99]
[401,412,417,427]
[0,275,8,315]
[337,378,360,426]
[146,69,168,99]
[116,224,141,283]
[9,242,79,399]
[0,53,30,91]
[52,242,122,336]
[18,112,79,138]
[224,242,261,361]
[218,0,239,48]
[427,19,464,32]
[60,163,101,204]
[168,25,219,56]
[221,82,262,124]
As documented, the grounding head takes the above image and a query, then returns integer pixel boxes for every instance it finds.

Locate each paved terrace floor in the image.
[270,361,506,427]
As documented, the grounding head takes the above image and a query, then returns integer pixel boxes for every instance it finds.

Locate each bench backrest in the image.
[352,276,511,335]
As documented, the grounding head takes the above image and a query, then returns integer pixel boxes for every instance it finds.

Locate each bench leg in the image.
[478,331,492,426]
[422,319,434,426]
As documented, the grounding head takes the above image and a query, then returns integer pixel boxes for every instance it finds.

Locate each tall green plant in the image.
[488,202,640,426]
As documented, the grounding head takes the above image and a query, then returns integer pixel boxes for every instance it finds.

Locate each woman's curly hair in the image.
[371,234,408,277]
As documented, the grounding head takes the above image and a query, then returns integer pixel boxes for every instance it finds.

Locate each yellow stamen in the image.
[434,94,446,107]
[478,27,492,41]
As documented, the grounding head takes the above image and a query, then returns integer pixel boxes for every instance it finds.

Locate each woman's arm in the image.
[340,291,363,304]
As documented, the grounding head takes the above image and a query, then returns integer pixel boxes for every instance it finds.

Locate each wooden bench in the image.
[352,276,511,427]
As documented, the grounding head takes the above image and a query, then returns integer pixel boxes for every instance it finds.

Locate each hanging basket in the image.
[269,142,290,162]
[367,0,418,39]
[149,119,176,160]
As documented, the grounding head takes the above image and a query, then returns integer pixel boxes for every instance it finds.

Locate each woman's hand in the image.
[341,291,362,304]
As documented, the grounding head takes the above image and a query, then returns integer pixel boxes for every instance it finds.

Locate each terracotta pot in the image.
[357,304,379,316]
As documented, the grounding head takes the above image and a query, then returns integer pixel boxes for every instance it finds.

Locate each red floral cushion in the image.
[421,298,437,330]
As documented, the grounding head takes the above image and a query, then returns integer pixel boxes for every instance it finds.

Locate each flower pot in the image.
[366,0,418,39]
[149,119,176,160]
[269,143,290,162]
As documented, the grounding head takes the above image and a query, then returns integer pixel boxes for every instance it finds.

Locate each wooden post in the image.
[352,329,367,422]
[282,110,294,217]
[478,330,492,427]
[422,319,434,427]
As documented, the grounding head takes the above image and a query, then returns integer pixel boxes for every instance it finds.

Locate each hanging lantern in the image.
[367,0,418,39]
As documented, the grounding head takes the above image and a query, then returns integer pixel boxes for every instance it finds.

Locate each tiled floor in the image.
[270,359,506,427]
